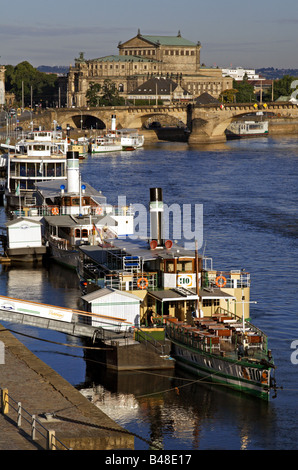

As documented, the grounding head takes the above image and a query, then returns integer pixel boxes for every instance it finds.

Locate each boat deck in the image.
[165,309,270,363]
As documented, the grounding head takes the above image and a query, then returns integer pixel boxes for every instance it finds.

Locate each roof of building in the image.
[43,214,117,227]
[82,287,141,302]
[89,54,157,63]
[195,92,221,105]
[141,34,197,47]
[148,287,234,302]
[129,77,190,97]
[6,217,42,227]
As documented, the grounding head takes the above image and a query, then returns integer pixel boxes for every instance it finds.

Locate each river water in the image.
[1,135,298,450]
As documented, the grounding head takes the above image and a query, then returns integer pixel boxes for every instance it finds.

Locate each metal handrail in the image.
[0,387,70,450]
[134,327,166,355]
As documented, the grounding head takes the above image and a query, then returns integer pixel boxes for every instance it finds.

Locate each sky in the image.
[1,0,298,69]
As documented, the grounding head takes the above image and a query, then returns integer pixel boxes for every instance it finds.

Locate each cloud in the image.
[0,23,130,38]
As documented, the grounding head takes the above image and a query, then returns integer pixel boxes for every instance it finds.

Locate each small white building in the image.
[222,67,261,81]
[81,288,141,330]
[5,217,46,263]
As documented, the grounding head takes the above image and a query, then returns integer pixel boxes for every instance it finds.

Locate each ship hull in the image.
[170,340,272,400]
[49,243,78,269]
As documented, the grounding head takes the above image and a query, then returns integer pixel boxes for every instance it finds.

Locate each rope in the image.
[0,327,112,350]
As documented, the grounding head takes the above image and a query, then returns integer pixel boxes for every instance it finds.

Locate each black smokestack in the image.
[150,188,164,248]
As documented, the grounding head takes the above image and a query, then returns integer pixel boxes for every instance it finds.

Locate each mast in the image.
[195,240,201,316]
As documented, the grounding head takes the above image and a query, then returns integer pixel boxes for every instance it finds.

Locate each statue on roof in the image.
[75,52,86,63]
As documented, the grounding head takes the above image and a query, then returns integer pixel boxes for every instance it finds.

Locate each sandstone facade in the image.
[67,31,233,107]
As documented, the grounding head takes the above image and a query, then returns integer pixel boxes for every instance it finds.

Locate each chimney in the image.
[149,187,164,248]
[111,114,116,131]
[66,151,80,193]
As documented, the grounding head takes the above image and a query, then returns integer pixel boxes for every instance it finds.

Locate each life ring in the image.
[95,206,103,215]
[261,370,268,384]
[51,207,59,215]
[242,367,250,381]
[215,275,226,288]
[137,277,148,289]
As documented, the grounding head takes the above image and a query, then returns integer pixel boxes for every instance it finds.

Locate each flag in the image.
[15,183,20,196]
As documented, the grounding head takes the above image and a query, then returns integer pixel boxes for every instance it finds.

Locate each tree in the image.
[86,82,101,106]
[272,75,298,100]
[219,88,238,103]
[5,61,58,107]
[232,79,256,103]
[98,79,125,106]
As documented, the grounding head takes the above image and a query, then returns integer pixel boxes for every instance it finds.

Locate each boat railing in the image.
[104,272,158,291]
[165,308,268,356]
[47,232,70,250]
[134,327,166,355]
[165,319,221,354]
[202,270,250,289]
[213,306,268,352]
[11,202,134,219]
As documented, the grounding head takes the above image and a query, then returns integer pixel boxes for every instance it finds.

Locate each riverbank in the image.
[0,323,134,450]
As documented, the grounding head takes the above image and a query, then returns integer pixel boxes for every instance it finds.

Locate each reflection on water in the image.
[77,364,277,450]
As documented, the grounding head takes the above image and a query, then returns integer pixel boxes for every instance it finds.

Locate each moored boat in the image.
[5,129,68,211]
[226,120,269,139]
[68,138,89,158]
[90,135,123,154]
[165,313,276,400]
[33,150,134,269]
[76,187,277,399]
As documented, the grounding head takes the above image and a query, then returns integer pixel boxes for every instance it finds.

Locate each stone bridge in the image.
[38,102,298,144]
[189,101,298,143]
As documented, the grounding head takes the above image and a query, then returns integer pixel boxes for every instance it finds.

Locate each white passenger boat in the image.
[90,135,123,154]
[5,130,68,210]
[117,129,145,150]
[226,120,269,139]
[90,114,144,153]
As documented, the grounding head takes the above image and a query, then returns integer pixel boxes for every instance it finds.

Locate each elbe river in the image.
[1,135,298,450]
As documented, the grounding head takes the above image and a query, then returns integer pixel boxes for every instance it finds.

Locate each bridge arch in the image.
[121,112,188,129]
[62,113,107,130]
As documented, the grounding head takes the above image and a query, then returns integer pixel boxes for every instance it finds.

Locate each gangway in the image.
[0,295,134,341]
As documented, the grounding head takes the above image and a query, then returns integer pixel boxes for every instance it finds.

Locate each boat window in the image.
[75,229,81,237]
[20,163,26,176]
[165,260,175,273]
[203,299,220,307]
[177,259,193,272]
[56,163,63,177]
[63,197,71,206]
[82,229,88,238]
[27,163,35,177]
[46,163,55,176]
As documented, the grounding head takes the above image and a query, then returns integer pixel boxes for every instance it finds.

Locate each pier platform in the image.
[0,324,134,450]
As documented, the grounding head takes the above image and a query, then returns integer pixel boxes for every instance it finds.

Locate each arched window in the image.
[82,229,88,238]
[75,229,81,237]
[118,83,124,92]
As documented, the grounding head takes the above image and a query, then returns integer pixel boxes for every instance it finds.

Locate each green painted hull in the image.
[170,339,274,400]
